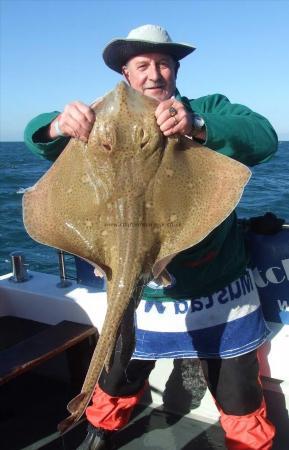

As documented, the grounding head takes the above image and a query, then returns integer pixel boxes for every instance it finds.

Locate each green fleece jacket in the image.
[24,90,278,300]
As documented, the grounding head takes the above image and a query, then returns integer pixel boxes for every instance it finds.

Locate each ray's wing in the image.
[151,137,251,278]
[22,92,116,273]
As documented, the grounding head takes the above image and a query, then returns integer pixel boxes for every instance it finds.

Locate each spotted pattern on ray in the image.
[22,81,251,432]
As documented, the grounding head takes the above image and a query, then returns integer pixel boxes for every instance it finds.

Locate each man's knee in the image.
[203,351,263,415]
[99,359,155,397]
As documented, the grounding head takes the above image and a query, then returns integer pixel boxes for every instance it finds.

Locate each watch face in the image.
[193,114,205,130]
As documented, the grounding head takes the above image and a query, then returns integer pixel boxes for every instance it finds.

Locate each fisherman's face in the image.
[122,53,177,102]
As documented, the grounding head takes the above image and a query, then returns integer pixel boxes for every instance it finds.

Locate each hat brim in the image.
[103,39,196,73]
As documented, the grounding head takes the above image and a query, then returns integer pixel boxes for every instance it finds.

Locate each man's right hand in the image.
[48,101,95,142]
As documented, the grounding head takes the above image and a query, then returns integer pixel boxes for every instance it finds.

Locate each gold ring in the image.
[169,106,177,117]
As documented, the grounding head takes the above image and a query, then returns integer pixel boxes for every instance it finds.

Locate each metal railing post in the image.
[9,251,30,282]
[57,250,72,288]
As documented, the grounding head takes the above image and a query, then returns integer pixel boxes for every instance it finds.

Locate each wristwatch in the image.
[191,113,205,136]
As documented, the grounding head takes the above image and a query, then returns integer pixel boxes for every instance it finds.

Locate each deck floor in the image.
[0,369,225,450]
[107,405,225,450]
[1,372,288,449]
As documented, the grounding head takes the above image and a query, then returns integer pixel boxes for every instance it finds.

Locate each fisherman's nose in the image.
[148,64,162,82]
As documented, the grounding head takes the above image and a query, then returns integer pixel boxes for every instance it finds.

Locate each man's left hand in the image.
[155,98,192,137]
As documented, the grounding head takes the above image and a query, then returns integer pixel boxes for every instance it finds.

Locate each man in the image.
[25,25,278,450]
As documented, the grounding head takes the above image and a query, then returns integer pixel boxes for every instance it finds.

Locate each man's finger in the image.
[73,101,95,124]
[155,98,175,117]
[159,116,179,132]
[57,121,77,139]
[162,125,179,136]
[59,113,90,139]
[64,107,94,134]
[64,104,90,127]
[156,108,173,126]
[161,114,190,136]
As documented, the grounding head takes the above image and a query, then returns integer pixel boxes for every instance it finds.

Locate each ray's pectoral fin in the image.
[151,140,251,278]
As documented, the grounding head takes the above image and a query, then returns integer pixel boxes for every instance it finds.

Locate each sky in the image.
[1,0,289,141]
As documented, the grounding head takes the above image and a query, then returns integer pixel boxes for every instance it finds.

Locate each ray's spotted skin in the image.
[22,82,251,431]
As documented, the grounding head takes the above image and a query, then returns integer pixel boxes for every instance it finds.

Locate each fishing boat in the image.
[0,223,288,450]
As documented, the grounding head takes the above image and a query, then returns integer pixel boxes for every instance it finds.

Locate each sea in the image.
[0,141,288,277]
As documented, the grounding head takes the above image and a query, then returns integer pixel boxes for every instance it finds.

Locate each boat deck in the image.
[0,315,226,449]
[1,371,287,450]
[0,369,225,450]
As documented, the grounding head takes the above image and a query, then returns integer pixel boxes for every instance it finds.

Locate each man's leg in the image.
[77,356,155,449]
[86,358,156,430]
[200,351,275,450]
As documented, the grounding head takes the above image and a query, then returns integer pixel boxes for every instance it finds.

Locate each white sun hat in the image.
[103,24,196,73]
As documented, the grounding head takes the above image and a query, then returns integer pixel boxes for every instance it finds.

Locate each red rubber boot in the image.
[219,399,275,450]
[86,383,146,431]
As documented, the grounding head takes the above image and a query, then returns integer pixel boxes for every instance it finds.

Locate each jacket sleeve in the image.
[188,94,278,166]
[24,112,69,162]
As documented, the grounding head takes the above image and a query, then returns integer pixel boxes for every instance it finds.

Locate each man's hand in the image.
[155,98,206,141]
[49,101,95,142]
[155,98,192,137]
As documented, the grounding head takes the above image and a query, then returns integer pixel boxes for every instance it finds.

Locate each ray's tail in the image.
[58,265,143,433]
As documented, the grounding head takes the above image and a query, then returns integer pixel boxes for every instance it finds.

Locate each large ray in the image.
[22,81,251,431]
